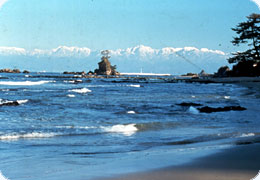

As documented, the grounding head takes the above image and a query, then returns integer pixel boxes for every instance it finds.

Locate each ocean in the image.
[0,73,259,180]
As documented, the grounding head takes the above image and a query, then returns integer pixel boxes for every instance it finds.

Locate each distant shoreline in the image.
[1,71,260,84]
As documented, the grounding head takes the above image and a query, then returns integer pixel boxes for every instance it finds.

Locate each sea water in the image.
[0,73,259,180]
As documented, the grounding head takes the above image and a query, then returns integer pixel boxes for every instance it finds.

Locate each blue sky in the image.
[0,0,259,73]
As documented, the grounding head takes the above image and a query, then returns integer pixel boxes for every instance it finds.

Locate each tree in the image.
[228,13,260,64]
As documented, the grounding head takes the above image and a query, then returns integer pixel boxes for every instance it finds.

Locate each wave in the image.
[101,124,138,136]
[127,84,141,88]
[55,125,96,129]
[187,106,199,114]
[67,94,76,98]
[224,96,231,99]
[0,99,28,106]
[240,133,255,138]
[17,99,29,104]
[64,80,83,84]
[0,81,53,86]
[69,88,92,94]
[0,132,57,140]
[127,111,136,114]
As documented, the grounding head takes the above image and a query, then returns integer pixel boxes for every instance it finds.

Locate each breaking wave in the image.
[101,124,138,136]
[67,94,76,98]
[240,133,255,137]
[127,84,141,88]
[0,132,57,140]
[127,111,136,114]
[69,88,92,93]
[0,99,28,106]
[17,99,29,104]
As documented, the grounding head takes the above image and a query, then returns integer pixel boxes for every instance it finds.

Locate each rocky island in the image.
[93,50,119,76]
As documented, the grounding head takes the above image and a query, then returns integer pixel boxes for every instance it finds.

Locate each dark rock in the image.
[181,72,198,77]
[63,71,86,75]
[214,66,230,77]
[0,68,21,73]
[94,57,119,75]
[177,102,202,107]
[94,50,119,76]
[87,71,94,75]
[0,101,20,106]
[23,70,30,73]
[198,106,246,113]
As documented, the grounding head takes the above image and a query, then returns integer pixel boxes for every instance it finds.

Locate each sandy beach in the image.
[97,143,260,180]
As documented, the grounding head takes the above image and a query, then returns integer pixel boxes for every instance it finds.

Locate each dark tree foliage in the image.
[228,13,260,64]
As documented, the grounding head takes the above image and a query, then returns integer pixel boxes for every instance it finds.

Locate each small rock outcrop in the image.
[23,70,30,74]
[94,50,119,75]
[177,102,202,107]
[0,100,20,106]
[63,71,86,75]
[214,66,230,77]
[198,106,246,113]
[0,69,21,73]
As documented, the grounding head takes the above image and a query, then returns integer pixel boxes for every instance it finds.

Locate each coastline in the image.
[97,143,260,180]
[95,81,260,180]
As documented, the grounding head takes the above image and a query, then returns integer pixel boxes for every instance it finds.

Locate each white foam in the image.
[56,125,95,129]
[0,132,57,141]
[0,81,53,86]
[64,80,83,83]
[240,133,255,137]
[17,99,28,104]
[224,96,231,99]
[69,88,91,94]
[0,171,9,180]
[25,75,30,77]
[0,99,28,105]
[188,106,199,114]
[127,84,141,88]
[102,124,138,136]
[127,111,136,114]
[0,100,14,105]
[67,94,76,98]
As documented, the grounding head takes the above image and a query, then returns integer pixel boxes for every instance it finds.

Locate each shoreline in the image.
[97,143,260,180]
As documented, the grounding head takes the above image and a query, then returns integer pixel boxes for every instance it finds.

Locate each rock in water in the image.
[0,68,21,73]
[198,106,246,113]
[94,50,119,75]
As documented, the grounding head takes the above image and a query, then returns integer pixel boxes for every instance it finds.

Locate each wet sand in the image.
[97,143,260,180]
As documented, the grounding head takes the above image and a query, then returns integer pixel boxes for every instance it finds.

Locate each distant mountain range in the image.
[0,45,228,74]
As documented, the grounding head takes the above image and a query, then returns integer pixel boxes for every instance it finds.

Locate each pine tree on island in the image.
[94,50,119,76]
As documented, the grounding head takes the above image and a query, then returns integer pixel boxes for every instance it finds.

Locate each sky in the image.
[0,0,259,74]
